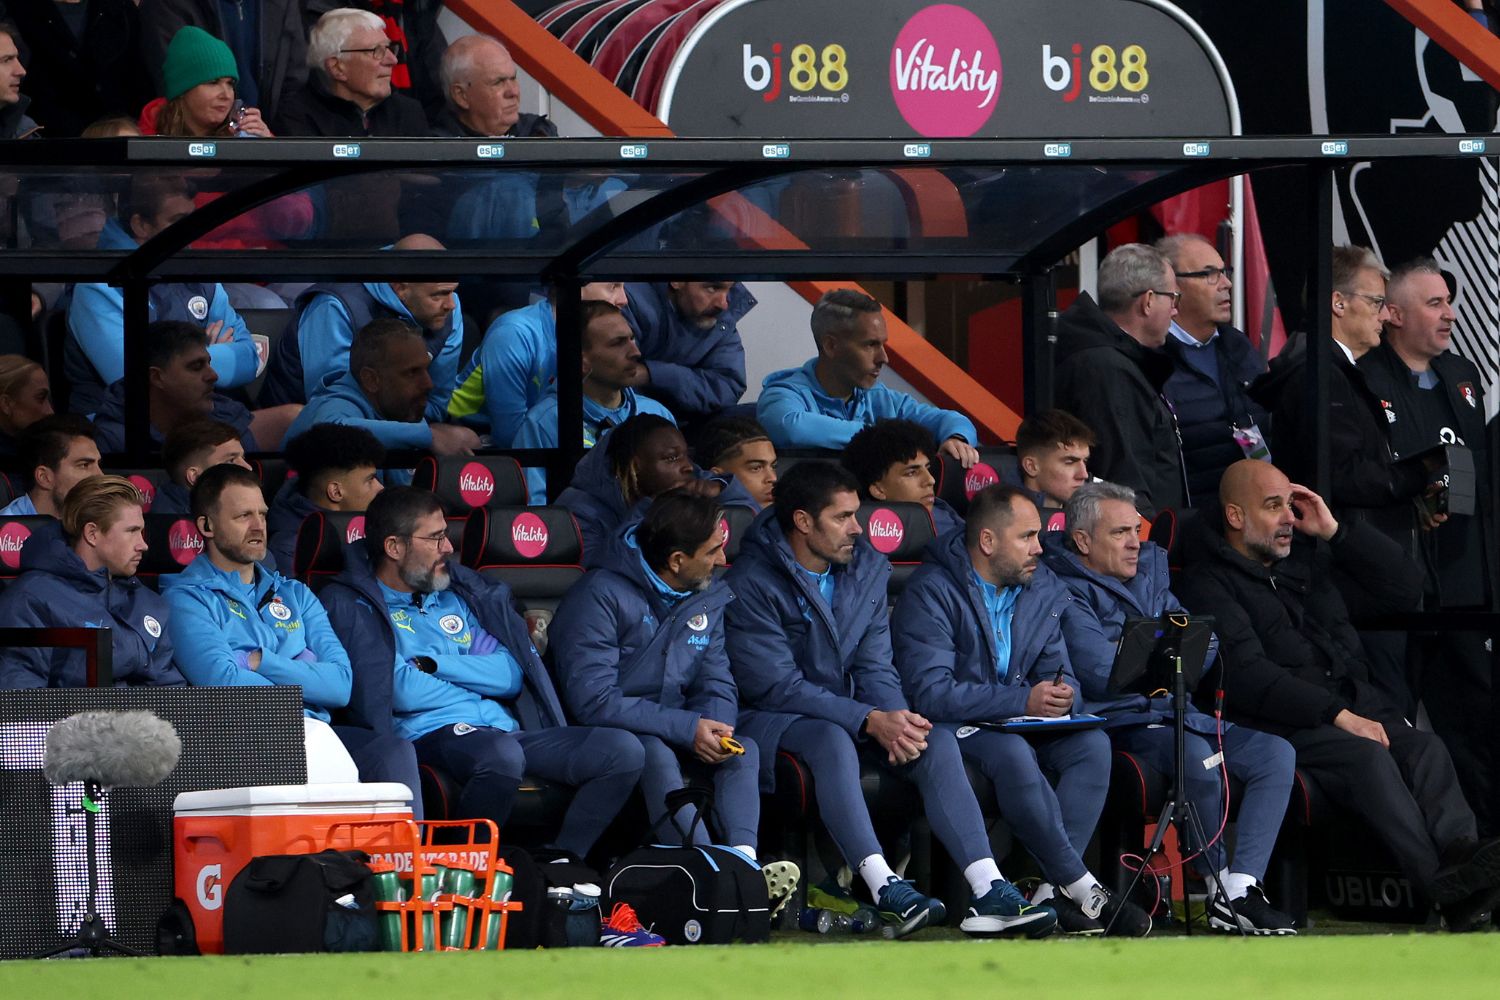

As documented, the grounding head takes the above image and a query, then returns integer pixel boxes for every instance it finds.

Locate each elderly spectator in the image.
[273,6,427,136]
[1053,244,1185,517]
[141,0,307,125]
[434,34,554,139]
[305,0,447,119]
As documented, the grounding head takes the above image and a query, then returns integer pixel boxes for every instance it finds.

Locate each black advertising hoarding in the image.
[658,0,1235,138]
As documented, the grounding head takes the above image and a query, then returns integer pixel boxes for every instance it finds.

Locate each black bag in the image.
[222,849,379,954]
[605,788,770,944]
[495,846,601,948]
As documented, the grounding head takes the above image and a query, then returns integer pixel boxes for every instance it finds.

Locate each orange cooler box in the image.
[173,782,414,954]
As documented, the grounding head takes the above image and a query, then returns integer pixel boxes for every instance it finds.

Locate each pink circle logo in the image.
[129,475,156,512]
[964,462,999,500]
[718,517,730,550]
[457,462,495,507]
[168,519,204,565]
[890,4,1002,137]
[345,515,366,545]
[511,512,549,558]
[0,521,30,570]
[866,508,905,554]
[1046,510,1068,533]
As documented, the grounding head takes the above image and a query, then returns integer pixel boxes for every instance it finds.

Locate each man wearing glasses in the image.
[321,486,645,862]
[1156,234,1271,508]
[274,7,428,137]
[1054,243,1187,517]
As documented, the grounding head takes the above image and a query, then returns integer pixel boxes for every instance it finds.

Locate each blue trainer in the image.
[959,880,1058,938]
[876,877,946,939]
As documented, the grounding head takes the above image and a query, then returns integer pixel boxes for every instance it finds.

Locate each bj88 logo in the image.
[1042,42,1150,101]
[743,42,850,102]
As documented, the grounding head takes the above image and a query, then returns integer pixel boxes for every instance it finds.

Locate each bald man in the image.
[1179,459,1500,931]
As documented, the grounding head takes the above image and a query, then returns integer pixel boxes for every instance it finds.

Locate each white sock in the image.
[963,858,1004,897]
[1061,874,1103,906]
[733,845,757,861]
[1223,872,1256,901]
[1032,882,1056,904]
[857,855,899,897]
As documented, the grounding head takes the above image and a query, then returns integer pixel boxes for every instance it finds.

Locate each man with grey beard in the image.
[1179,459,1500,931]
[320,486,643,865]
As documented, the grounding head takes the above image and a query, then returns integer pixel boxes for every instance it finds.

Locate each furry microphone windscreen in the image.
[43,711,183,788]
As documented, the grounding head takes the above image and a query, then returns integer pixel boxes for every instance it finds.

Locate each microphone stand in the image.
[1107,613,1245,937]
[33,781,146,958]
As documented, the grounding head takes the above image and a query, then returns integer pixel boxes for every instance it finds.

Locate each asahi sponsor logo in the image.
[458,462,495,506]
[866,507,905,554]
[0,521,30,570]
[510,512,548,558]
[168,519,204,565]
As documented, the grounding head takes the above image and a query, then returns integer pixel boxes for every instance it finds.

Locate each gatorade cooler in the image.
[171,783,413,954]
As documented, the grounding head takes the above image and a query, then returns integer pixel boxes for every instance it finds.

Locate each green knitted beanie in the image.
[162,26,240,101]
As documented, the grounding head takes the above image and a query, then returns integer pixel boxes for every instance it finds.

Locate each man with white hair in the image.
[1053,244,1187,517]
[273,6,428,136]
[433,34,556,139]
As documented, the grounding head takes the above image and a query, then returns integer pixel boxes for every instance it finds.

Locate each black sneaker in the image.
[1432,836,1500,905]
[1046,892,1104,936]
[1442,884,1500,933]
[1206,885,1296,936]
[1082,884,1152,938]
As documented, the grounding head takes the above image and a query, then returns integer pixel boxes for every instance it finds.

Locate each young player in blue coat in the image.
[556,414,758,559]
[724,461,1057,939]
[268,424,386,576]
[621,281,753,422]
[552,491,800,915]
[757,289,979,460]
[0,477,184,689]
[319,486,644,862]
[891,484,1151,936]
[841,419,965,536]
[162,465,421,806]
[1041,480,1298,935]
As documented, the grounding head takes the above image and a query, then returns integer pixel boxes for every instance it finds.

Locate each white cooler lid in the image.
[174,782,413,813]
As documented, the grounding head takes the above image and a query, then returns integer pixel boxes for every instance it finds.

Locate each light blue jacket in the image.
[513,388,677,504]
[161,556,352,722]
[447,299,554,444]
[284,371,427,482]
[295,281,464,420]
[757,358,977,450]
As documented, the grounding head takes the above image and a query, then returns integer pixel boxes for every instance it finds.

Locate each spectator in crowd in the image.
[90,320,293,454]
[433,34,553,139]
[321,486,645,862]
[284,318,479,478]
[163,463,420,799]
[1013,409,1094,526]
[138,26,273,136]
[67,174,259,416]
[1362,258,1495,833]
[624,281,754,425]
[268,423,385,575]
[1053,244,1186,517]
[305,0,446,121]
[0,476,182,688]
[261,235,463,409]
[724,461,1057,939]
[1178,459,1500,931]
[155,418,253,515]
[1043,480,1298,935]
[0,414,101,517]
[0,20,37,139]
[557,414,756,556]
[447,282,628,445]
[891,483,1151,936]
[842,419,962,534]
[273,6,427,137]
[758,290,978,463]
[552,491,800,915]
[513,301,675,504]
[0,355,53,456]
[6,1,152,138]
[696,416,778,509]
[1156,234,1270,506]
[141,0,307,126]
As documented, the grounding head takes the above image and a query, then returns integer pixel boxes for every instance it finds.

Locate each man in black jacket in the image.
[1053,243,1186,517]
[1362,257,1494,833]
[1156,234,1269,507]
[272,6,427,137]
[1179,458,1500,930]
